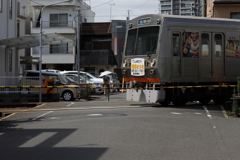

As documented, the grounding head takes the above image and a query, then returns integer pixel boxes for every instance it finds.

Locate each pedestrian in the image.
[103,75,110,98]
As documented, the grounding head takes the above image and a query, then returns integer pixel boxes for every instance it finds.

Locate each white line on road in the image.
[203,106,212,119]
[87,114,103,116]
[66,102,75,107]
[203,105,230,160]
[19,132,57,148]
[170,112,182,115]
[32,111,53,121]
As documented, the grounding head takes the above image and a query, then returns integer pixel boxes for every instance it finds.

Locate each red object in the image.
[193,50,198,55]
[235,52,239,57]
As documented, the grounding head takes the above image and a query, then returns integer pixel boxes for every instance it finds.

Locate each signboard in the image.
[131,58,145,76]
[138,18,151,25]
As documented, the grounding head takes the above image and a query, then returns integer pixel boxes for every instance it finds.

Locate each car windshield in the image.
[59,75,69,83]
[65,75,83,83]
[125,26,159,56]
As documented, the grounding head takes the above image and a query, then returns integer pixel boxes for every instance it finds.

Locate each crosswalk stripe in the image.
[19,132,57,148]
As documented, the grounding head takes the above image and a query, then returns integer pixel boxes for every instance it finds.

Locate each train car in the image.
[121,14,240,106]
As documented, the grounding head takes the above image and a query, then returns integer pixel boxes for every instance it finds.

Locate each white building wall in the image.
[0,0,18,76]
[29,0,95,70]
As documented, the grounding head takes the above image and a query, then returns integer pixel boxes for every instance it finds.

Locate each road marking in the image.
[32,111,53,121]
[170,112,182,115]
[87,114,103,116]
[203,106,230,160]
[19,132,57,148]
[66,102,74,107]
[220,105,228,118]
[49,117,60,120]
[195,112,202,115]
[203,106,212,119]
[0,113,16,121]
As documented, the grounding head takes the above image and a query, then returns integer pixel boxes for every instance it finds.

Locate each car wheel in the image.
[62,91,74,101]
[20,88,29,94]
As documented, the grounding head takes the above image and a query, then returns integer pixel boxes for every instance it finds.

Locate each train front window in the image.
[136,26,159,55]
[125,29,137,56]
[125,26,159,56]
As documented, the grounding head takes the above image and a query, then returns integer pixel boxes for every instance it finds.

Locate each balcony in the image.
[32,46,75,64]
[31,21,75,34]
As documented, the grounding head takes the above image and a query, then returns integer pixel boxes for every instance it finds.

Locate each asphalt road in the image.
[1,92,240,160]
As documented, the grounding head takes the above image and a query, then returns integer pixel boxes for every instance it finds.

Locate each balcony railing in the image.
[32,46,74,55]
[32,21,74,28]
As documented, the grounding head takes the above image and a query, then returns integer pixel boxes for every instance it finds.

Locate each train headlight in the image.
[150,59,156,67]
[122,59,128,67]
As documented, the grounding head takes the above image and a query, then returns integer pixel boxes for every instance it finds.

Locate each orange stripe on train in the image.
[124,78,160,83]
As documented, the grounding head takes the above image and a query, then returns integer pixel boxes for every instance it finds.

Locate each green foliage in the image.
[80,84,91,100]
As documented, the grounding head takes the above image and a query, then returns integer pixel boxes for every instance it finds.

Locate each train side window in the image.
[214,34,223,57]
[172,33,180,56]
[201,33,209,57]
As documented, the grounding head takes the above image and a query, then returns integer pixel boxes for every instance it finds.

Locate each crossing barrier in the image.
[0,84,236,89]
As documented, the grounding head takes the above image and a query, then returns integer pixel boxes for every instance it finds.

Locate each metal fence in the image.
[0,76,41,93]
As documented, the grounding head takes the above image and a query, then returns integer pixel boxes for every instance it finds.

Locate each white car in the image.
[19,70,81,101]
[60,71,104,94]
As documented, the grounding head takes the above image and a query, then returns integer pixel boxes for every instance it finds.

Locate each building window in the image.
[9,0,12,19]
[50,43,68,54]
[50,14,68,27]
[9,49,12,72]
[230,12,240,19]
[0,0,2,13]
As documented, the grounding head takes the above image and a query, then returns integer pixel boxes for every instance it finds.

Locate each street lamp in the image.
[39,0,73,103]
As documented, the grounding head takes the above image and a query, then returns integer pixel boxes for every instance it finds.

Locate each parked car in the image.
[41,69,60,73]
[19,70,80,101]
[99,71,121,92]
[60,71,104,94]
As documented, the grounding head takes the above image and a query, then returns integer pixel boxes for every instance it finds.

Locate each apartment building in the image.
[207,0,240,19]
[28,0,94,71]
[0,0,25,76]
[159,0,203,16]
[80,20,126,77]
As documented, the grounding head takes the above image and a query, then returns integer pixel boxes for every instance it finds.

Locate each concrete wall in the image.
[214,4,240,18]
[206,0,240,18]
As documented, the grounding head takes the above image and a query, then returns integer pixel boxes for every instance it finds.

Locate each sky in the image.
[85,0,159,22]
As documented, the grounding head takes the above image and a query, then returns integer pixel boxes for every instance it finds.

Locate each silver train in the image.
[121,14,240,105]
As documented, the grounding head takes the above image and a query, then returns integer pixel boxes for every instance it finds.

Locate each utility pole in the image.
[77,7,81,83]
[109,3,115,22]
[127,10,131,24]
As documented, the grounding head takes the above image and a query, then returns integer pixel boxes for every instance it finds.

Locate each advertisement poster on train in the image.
[226,33,239,58]
[131,58,145,76]
[182,32,199,58]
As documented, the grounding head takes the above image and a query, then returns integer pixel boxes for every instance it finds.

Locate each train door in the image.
[171,32,181,79]
[212,33,224,79]
[199,33,224,80]
[199,33,211,79]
